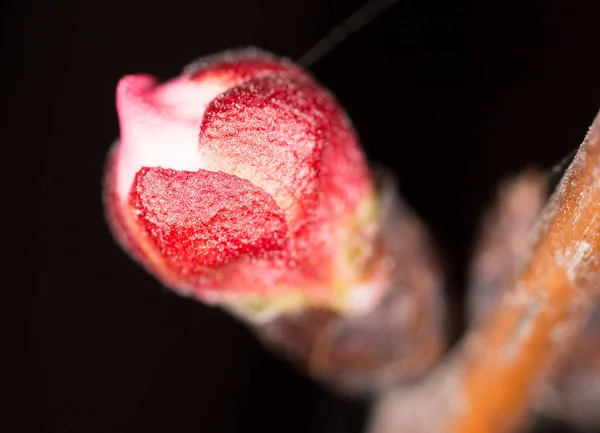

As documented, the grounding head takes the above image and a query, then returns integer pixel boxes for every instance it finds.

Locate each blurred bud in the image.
[467,170,548,324]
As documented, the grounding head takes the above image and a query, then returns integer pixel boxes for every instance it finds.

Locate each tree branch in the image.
[369,109,600,433]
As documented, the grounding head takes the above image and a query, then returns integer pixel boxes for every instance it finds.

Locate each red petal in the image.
[186,48,306,88]
[129,167,289,273]
[198,75,325,230]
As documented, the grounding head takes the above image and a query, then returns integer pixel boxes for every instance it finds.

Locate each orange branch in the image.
[446,110,600,433]
[369,111,600,433]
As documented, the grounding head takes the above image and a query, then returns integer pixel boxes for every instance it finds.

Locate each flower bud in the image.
[104,49,386,321]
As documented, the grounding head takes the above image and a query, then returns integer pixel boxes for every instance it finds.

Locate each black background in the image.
[4,0,599,432]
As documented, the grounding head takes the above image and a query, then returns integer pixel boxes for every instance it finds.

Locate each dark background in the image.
[4,0,599,432]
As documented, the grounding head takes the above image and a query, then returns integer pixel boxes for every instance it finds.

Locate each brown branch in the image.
[369,110,600,433]
[445,109,600,433]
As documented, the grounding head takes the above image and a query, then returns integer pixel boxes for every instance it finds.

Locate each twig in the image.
[369,109,600,433]
[447,109,600,433]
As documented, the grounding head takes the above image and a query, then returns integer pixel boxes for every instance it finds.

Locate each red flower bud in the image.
[104,49,386,320]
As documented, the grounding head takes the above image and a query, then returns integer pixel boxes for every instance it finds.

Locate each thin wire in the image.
[298,0,400,68]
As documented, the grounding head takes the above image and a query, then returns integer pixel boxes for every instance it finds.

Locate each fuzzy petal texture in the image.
[104,49,384,320]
